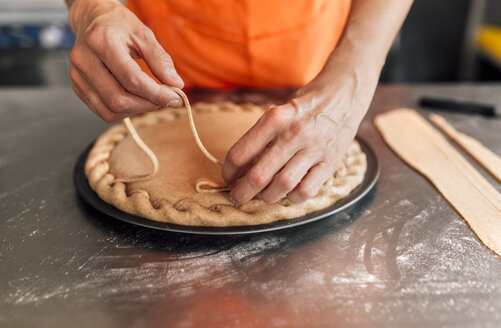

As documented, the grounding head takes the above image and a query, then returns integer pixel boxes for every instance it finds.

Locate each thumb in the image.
[140,30,184,89]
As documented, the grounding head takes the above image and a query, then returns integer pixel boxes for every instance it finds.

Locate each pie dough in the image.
[85,102,367,227]
[429,113,501,183]
[375,108,501,256]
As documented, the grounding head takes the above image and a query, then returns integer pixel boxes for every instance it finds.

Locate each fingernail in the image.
[167,99,182,107]
[173,75,184,88]
[167,68,184,88]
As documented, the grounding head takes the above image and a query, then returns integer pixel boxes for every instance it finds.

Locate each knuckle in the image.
[157,51,174,67]
[151,42,171,60]
[248,169,268,188]
[286,122,307,140]
[227,147,245,167]
[318,161,332,172]
[85,26,104,51]
[106,95,127,113]
[100,111,118,123]
[121,74,141,93]
[142,28,156,41]
[265,106,288,126]
[69,48,83,67]
[276,173,296,191]
[297,185,317,200]
[152,49,176,74]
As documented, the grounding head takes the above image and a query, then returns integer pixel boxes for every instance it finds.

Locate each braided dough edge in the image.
[84,102,367,227]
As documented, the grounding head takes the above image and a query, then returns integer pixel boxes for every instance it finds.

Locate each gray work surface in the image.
[1,85,500,328]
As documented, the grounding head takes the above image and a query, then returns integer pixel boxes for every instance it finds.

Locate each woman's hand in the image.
[67,0,184,122]
[222,0,412,205]
[222,70,376,205]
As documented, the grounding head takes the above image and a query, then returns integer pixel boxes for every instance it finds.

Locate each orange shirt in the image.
[127,0,351,89]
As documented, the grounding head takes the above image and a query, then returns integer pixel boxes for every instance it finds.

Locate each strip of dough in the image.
[171,87,222,165]
[114,117,160,183]
[429,113,501,183]
[375,108,501,256]
[113,87,228,192]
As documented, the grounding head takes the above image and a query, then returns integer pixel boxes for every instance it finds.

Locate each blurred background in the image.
[0,0,500,86]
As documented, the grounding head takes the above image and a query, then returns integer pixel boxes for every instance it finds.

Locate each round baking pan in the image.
[74,137,379,235]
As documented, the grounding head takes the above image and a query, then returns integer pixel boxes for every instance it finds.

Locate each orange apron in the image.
[127,0,351,89]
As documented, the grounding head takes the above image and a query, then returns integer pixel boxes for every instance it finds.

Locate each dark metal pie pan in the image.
[74,136,379,235]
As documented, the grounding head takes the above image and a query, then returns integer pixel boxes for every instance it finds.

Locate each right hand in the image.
[68,0,184,122]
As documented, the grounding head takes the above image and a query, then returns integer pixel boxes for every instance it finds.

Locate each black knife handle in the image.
[419,97,499,117]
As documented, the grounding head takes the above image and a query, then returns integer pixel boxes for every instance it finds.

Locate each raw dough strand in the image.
[171,88,229,192]
[171,87,222,166]
[113,87,227,192]
[429,113,501,183]
[375,108,501,257]
[114,117,159,183]
[195,178,233,193]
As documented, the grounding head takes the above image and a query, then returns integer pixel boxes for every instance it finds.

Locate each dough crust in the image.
[375,108,501,256]
[430,113,501,183]
[85,102,367,227]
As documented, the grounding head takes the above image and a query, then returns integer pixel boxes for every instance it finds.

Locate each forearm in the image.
[304,0,413,122]
[327,0,413,75]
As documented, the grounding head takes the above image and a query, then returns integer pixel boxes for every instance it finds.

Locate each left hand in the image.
[222,72,374,205]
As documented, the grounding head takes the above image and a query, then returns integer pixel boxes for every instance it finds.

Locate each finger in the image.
[225,145,267,187]
[261,150,317,204]
[70,66,130,122]
[92,38,182,107]
[287,161,334,204]
[223,106,291,184]
[139,29,184,88]
[74,46,163,114]
[230,140,297,205]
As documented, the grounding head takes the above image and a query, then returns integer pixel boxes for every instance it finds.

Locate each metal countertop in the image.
[1,85,500,327]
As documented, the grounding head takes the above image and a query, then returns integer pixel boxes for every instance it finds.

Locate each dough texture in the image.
[116,87,226,191]
[430,113,501,183]
[375,108,501,256]
[85,102,367,227]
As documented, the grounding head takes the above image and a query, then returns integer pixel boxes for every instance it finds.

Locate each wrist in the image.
[68,0,121,36]
[300,61,379,108]
[295,62,378,127]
